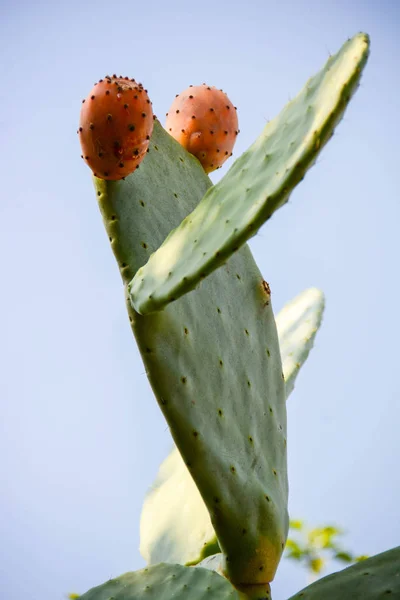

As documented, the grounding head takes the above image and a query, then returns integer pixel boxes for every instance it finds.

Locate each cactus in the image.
[78,76,154,180]
[72,31,397,600]
[139,287,325,568]
[287,546,400,599]
[77,563,242,600]
[165,84,239,173]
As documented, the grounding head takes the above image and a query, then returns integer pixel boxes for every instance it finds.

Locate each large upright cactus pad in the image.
[139,288,325,568]
[287,546,400,599]
[129,33,369,315]
[95,121,288,586]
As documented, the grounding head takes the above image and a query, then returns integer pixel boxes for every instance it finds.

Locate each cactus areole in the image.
[165,84,239,173]
[78,75,154,180]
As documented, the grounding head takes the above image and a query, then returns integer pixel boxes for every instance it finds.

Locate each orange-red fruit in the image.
[165,84,239,173]
[78,76,154,180]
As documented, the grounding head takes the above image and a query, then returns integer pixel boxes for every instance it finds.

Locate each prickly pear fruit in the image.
[78,75,153,180]
[165,84,238,173]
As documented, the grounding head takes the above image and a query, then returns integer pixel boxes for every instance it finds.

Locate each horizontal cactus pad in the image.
[78,563,241,600]
[287,546,400,599]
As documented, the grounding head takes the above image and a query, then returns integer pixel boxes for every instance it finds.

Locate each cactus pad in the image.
[78,563,241,600]
[287,546,400,599]
[139,289,324,568]
[277,288,325,397]
[95,121,288,585]
[129,33,369,315]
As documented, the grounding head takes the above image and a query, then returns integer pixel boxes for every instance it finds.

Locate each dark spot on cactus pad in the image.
[85,155,89,160]
[273,469,277,476]
[109,237,112,242]
[210,107,214,112]
[82,99,85,103]
[244,328,249,334]
[214,497,220,503]
[179,157,184,162]
[248,436,253,443]
[173,193,178,198]
[184,327,189,335]
[266,348,271,357]
[217,307,221,314]
[129,124,135,131]
[107,114,112,121]
[210,130,214,135]
[219,359,223,366]
[265,495,270,502]
[259,566,264,571]
[192,430,199,437]
[181,376,187,384]
[91,95,95,100]
[141,242,147,249]
[146,135,150,140]
[98,152,103,157]
[189,95,193,99]
[123,103,129,109]
[175,109,180,113]
[105,90,110,95]
[79,127,83,132]
[236,274,241,280]
[139,200,145,207]
[247,380,251,387]
[141,112,146,118]
[191,115,196,119]
[128,316,133,322]
[216,148,220,153]
[119,162,124,167]
[242,528,247,535]
[218,409,223,416]
[225,151,229,155]
[133,149,139,156]
[230,466,236,474]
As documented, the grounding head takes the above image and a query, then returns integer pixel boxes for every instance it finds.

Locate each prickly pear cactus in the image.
[74,30,383,600]
[95,120,289,586]
[287,546,400,599]
[139,287,325,568]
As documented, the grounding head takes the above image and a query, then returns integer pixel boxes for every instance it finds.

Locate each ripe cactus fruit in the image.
[78,75,153,180]
[129,33,369,316]
[165,84,238,173]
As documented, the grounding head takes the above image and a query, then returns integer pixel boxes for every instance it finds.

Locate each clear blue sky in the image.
[1,1,399,599]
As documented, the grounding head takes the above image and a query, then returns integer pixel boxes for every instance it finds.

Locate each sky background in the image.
[1,1,399,599]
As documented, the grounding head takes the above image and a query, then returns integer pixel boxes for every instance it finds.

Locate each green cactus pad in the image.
[287,546,400,599]
[277,288,325,397]
[95,121,288,585]
[128,33,369,315]
[139,288,324,568]
[78,563,241,600]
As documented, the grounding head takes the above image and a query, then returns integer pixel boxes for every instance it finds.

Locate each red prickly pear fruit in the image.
[78,76,153,181]
[165,84,239,173]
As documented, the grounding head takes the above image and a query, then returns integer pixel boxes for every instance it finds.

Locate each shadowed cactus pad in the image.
[277,288,325,397]
[129,33,369,315]
[78,563,241,600]
[287,546,400,599]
